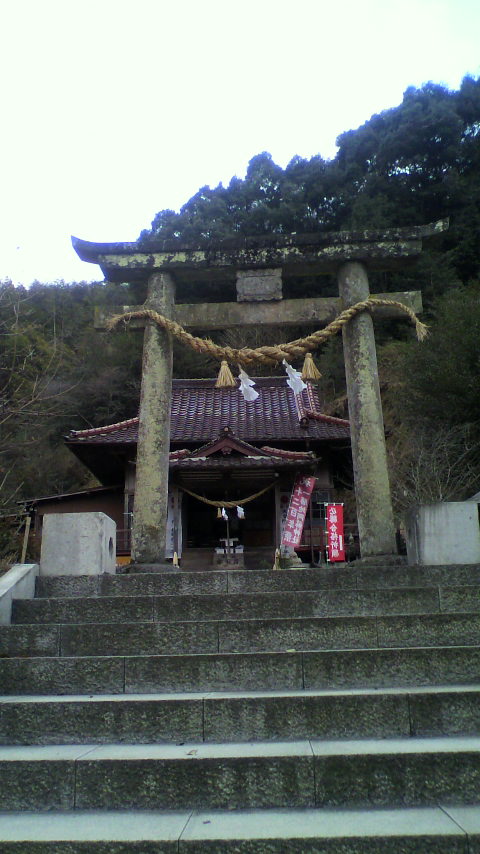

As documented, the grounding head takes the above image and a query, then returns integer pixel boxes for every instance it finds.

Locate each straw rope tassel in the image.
[415,319,429,341]
[215,360,236,388]
[301,352,322,381]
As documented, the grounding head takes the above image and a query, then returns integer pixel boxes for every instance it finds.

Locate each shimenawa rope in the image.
[178,481,275,508]
[105,298,428,368]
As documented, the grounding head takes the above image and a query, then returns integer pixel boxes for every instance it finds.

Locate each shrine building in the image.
[28,376,351,568]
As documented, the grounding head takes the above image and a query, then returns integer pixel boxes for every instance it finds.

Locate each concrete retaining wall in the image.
[406,502,480,565]
[0,563,39,625]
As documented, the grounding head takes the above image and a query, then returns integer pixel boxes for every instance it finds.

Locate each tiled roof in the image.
[170,456,313,470]
[67,378,350,445]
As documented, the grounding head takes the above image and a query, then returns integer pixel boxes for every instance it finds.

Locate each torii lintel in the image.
[71,219,448,283]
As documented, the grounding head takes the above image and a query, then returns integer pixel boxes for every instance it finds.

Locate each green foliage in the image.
[400,284,480,427]
[138,151,339,247]
[379,284,480,517]
[0,279,144,511]
[336,77,480,286]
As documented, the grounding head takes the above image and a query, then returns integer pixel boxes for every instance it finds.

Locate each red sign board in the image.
[281,476,316,547]
[326,503,345,562]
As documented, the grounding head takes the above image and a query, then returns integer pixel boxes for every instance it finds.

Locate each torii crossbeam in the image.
[73,220,448,563]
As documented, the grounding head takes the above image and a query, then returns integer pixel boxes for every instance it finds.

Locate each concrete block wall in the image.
[40,513,116,576]
[406,502,480,565]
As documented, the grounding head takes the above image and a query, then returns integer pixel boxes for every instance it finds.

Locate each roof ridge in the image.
[69,416,139,438]
[172,376,297,386]
[260,446,316,459]
[190,434,271,458]
[169,449,190,459]
[293,390,307,421]
[306,382,319,413]
[304,409,350,426]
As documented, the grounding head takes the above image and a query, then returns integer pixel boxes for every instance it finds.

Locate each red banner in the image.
[281,476,316,547]
[326,503,345,562]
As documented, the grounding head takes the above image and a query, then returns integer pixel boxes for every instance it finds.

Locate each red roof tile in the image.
[67,378,350,445]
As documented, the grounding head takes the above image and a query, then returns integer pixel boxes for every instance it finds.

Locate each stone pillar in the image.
[132,272,175,563]
[338,262,396,558]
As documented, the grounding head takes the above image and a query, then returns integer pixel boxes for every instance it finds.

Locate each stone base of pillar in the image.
[281,550,304,568]
[350,554,407,566]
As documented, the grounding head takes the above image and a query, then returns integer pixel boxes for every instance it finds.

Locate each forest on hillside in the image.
[1,77,480,555]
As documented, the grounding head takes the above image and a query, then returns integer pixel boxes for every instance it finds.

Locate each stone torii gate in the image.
[73,220,447,564]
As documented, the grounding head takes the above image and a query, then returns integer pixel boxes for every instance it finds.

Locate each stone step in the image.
[2,644,480,696]
[34,564,480,598]
[1,686,479,746]
[13,586,480,625]
[3,612,480,658]
[1,737,480,811]
[36,571,230,600]
[0,805,478,852]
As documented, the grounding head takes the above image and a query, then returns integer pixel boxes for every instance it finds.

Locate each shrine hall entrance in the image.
[182,489,275,569]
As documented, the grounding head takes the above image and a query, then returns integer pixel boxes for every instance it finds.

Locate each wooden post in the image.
[172,486,180,558]
[131,272,175,563]
[20,516,31,564]
[308,497,315,567]
[338,261,397,558]
[274,481,282,549]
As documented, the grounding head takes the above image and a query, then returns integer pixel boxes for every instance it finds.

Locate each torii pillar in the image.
[73,219,447,563]
[338,262,396,556]
[132,272,175,563]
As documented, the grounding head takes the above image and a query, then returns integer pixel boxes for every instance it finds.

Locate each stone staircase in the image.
[1,563,480,851]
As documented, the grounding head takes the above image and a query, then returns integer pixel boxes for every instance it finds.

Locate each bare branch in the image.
[389,423,480,518]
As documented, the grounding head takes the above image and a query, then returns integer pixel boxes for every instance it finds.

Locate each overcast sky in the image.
[1,0,479,286]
